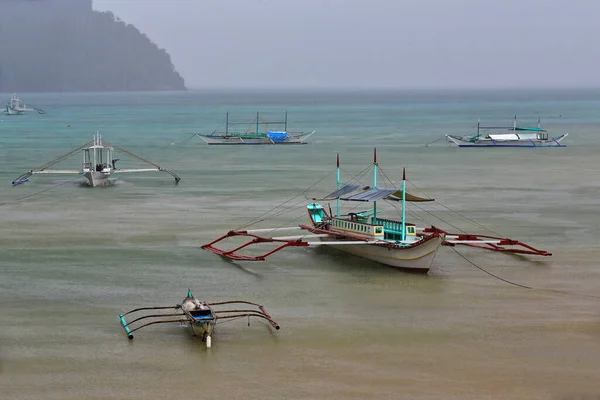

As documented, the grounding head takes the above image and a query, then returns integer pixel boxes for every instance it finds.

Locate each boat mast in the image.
[336,153,340,217]
[373,148,377,223]
[256,111,260,134]
[93,131,99,168]
[226,112,229,135]
[513,115,517,133]
[401,168,406,241]
[285,111,288,132]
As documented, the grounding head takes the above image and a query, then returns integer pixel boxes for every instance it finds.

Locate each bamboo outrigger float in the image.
[12,132,180,187]
[118,290,280,348]
[203,149,550,273]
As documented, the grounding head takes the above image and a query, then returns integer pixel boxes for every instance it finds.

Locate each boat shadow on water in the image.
[218,255,264,279]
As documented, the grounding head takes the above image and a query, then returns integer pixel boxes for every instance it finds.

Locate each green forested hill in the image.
[0,8,186,92]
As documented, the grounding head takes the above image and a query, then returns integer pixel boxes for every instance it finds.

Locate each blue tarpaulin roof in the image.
[314,183,362,200]
[340,187,399,202]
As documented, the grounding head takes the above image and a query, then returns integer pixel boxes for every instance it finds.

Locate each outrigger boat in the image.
[446,117,568,147]
[11,132,180,187]
[118,289,280,348]
[4,93,45,115]
[198,111,315,145]
[203,149,551,273]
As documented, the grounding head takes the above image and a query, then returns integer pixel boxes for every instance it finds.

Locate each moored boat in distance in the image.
[446,117,568,147]
[11,132,180,187]
[4,93,45,115]
[203,149,551,273]
[118,289,280,348]
[198,111,314,145]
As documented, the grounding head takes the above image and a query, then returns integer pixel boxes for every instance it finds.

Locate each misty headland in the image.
[0,0,186,92]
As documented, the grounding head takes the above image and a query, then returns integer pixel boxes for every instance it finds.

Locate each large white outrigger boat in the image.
[12,132,180,187]
[446,117,568,147]
[4,93,45,115]
[203,149,551,273]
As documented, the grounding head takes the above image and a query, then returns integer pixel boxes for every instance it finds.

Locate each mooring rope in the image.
[0,176,82,207]
[450,246,600,300]
[423,136,449,147]
[172,131,200,146]
[450,246,533,289]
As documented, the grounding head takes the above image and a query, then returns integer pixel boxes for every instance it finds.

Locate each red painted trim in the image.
[422,226,552,256]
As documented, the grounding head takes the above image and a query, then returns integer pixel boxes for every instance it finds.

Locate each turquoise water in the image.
[1,89,600,399]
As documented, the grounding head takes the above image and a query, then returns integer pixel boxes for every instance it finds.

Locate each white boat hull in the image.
[4,106,24,115]
[84,171,112,187]
[446,133,568,147]
[324,235,443,273]
[190,321,213,336]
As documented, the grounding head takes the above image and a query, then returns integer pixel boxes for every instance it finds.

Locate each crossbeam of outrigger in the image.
[202,225,551,262]
[424,227,552,256]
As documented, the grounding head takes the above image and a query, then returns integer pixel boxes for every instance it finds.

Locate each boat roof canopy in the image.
[480,125,546,132]
[388,190,434,202]
[514,127,546,132]
[341,187,399,202]
[313,183,363,201]
[315,184,435,202]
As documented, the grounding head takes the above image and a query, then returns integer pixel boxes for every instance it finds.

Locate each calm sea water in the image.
[1,89,600,400]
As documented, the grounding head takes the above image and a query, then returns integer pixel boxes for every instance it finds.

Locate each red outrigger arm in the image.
[202,226,551,261]
[201,229,310,261]
[422,227,552,256]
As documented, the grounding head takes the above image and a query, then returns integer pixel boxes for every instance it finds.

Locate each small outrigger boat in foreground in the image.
[203,149,551,273]
[198,111,315,145]
[118,290,280,348]
[12,132,180,187]
[446,117,568,147]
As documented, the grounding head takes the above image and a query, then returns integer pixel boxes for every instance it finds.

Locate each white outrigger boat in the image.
[119,289,279,348]
[4,93,45,115]
[12,132,180,187]
[198,111,314,145]
[446,117,568,147]
[203,149,551,273]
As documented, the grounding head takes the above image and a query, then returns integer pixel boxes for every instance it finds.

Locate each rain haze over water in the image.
[2,1,600,399]
[94,0,600,89]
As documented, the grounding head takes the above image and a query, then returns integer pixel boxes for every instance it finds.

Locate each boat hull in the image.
[84,171,112,187]
[324,235,443,273]
[199,134,311,145]
[4,106,24,115]
[190,321,214,337]
[446,134,568,147]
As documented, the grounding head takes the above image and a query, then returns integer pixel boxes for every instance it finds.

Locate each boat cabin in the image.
[307,203,418,243]
[82,133,114,174]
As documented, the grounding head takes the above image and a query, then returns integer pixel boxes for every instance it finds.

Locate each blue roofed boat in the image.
[198,111,315,145]
[446,117,568,147]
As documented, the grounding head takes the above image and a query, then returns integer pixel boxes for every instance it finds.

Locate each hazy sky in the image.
[94,0,600,89]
